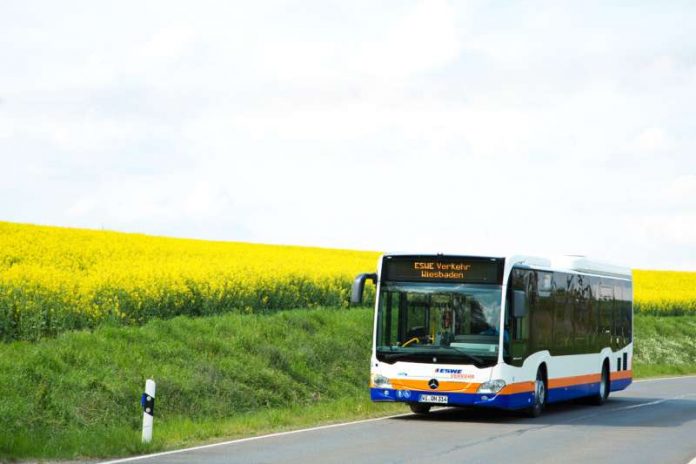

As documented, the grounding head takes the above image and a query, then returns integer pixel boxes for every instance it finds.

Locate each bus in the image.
[351,254,633,417]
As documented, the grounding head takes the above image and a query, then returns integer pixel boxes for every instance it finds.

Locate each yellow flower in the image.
[2,221,693,341]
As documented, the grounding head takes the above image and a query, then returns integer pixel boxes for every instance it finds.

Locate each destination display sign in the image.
[381,256,504,284]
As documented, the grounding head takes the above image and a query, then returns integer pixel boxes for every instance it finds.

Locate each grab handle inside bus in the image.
[511,289,528,318]
[351,273,378,305]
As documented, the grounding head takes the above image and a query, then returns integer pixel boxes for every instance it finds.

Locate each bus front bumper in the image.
[370,387,534,410]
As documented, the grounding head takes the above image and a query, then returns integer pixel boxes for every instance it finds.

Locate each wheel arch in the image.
[602,357,611,388]
[537,362,548,383]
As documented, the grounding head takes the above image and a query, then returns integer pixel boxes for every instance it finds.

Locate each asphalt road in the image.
[106,376,696,464]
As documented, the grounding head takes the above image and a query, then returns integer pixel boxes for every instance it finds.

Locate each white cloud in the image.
[638,213,696,270]
[668,175,696,199]
[139,26,196,61]
[353,0,462,78]
[1,1,696,270]
[0,113,14,139]
[626,127,674,155]
[256,40,341,81]
[66,174,236,223]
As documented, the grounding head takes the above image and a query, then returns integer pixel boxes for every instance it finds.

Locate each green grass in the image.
[0,311,694,461]
[632,315,696,377]
[3,397,403,460]
[0,307,398,461]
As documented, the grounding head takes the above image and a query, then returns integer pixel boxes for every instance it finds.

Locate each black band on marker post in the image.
[141,392,155,416]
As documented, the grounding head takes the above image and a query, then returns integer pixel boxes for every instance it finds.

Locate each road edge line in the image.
[634,374,696,382]
[100,412,414,463]
[101,375,696,463]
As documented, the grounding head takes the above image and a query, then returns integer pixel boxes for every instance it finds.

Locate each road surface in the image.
[105,376,696,464]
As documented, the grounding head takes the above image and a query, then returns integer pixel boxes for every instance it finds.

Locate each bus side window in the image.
[591,277,600,350]
[599,284,613,347]
[624,280,633,342]
[552,273,570,354]
[573,275,591,353]
[532,272,553,353]
[586,279,596,351]
[614,284,623,347]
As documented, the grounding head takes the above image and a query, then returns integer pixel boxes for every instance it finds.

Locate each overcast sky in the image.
[1,1,695,270]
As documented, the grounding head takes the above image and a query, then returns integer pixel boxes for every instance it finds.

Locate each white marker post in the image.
[142,379,156,444]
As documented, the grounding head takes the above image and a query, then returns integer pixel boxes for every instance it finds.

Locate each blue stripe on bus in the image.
[547,377,632,402]
[370,388,534,410]
[610,377,632,392]
[373,378,632,410]
[547,382,598,403]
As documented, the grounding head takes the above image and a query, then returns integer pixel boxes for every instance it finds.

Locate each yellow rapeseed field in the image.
[1,221,694,341]
[0,222,379,341]
[633,269,696,315]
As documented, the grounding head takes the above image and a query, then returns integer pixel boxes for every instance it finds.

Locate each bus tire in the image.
[590,362,610,405]
[409,403,431,414]
[527,367,547,418]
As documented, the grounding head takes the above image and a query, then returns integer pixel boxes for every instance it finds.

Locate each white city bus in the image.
[351,254,633,416]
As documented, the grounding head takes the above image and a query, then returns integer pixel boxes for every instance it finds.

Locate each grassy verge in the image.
[4,397,403,460]
[0,308,392,460]
[0,311,694,461]
[632,315,696,377]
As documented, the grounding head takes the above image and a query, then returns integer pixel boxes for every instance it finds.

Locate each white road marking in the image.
[634,374,696,383]
[611,393,695,412]
[100,375,696,464]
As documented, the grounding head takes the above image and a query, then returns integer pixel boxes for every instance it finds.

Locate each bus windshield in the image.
[376,283,503,367]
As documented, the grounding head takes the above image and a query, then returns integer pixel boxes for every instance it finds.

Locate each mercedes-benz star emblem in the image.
[428,379,439,389]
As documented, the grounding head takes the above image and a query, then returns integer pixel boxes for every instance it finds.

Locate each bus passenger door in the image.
[507,269,531,367]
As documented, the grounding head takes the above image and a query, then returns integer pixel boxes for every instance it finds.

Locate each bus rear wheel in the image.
[409,403,431,414]
[590,363,610,405]
[527,368,546,418]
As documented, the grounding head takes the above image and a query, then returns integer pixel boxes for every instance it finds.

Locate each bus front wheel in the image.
[409,403,431,414]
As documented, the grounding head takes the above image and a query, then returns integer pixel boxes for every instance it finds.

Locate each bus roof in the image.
[382,253,631,280]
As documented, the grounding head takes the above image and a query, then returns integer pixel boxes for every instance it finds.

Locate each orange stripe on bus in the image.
[389,379,481,393]
[548,373,602,389]
[610,370,633,381]
[384,370,632,395]
[499,381,535,394]
[389,379,533,395]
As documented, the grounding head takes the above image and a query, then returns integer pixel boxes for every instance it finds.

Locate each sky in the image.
[0,0,695,270]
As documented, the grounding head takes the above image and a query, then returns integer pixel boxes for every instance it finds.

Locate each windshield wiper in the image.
[380,352,415,361]
[447,349,484,365]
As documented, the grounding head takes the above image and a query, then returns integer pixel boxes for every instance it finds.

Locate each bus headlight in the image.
[372,374,392,388]
[477,379,506,394]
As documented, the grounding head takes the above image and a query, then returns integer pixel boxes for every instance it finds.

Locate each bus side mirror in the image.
[351,273,378,305]
[511,290,528,318]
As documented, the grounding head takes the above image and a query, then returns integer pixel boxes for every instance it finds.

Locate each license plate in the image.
[419,394,448,404]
